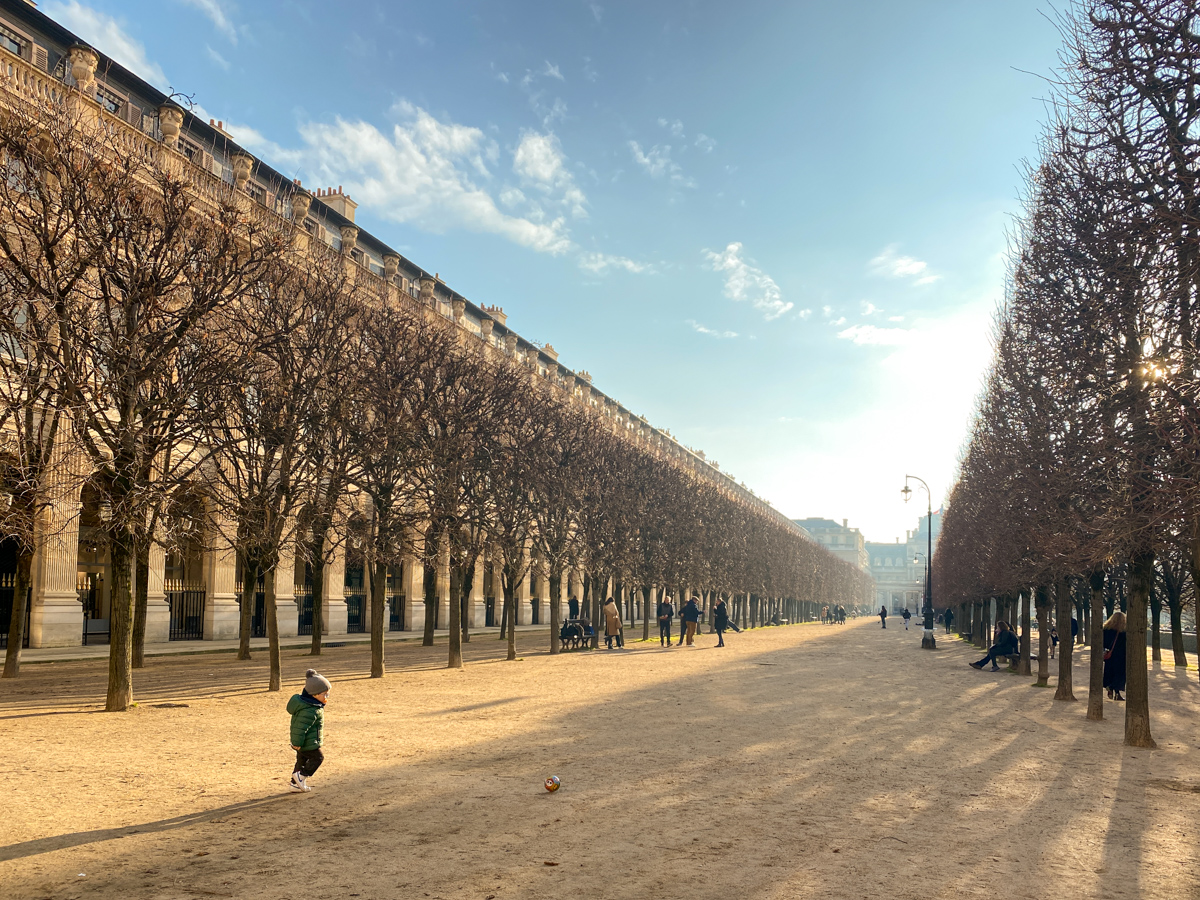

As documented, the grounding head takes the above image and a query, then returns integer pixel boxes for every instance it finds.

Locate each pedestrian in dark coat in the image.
[879,606,888,629]
[1102,611,1127,701]
[657,596,675,647]
[681,596,702,646]
[943,608,955,633]
[713,597,739,647]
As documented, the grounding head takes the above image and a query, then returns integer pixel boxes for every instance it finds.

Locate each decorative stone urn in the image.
[158,104,184,149]
[230,152,254,191]
[480,318,494,339]
[340,224,359,254]
[291,189,312,223]
[68,45,97,96]
[383,254,400,280]
[419,277,436,305]
[504,334,518,355]
[451,298,465,321]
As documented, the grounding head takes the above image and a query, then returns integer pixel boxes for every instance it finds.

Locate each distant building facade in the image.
[866,509,943,613]
[794,518,869,572]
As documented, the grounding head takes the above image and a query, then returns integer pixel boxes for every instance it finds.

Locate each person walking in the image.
[879,605,888,629]
[287,669,330,793]
[1102,611,1127,702]
[713,597,739,647]
[657,595,675,647]
[943,608,955,634]
[969,621,1019,671]
[902,607,912,630]
[681,596,702,646]
[603,597,623,649]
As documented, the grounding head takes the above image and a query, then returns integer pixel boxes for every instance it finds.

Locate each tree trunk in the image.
[503,578,517,661]
[132,538,150,669]
[238,557,257,661]
[590,574,602,649]
[1054,576,1075,701]
[448,564,462,669]
[1018,590,1032,676]
[1087,569,1105,721]
[499,593,509,640]
[1124,549,1156,748]
[460,559,473,645]
[265,564,282,692]
[1035,585,1050,687]
[422,549,437,647]
[2,551,33,678]
[106,523,136,711]
[309,533,326,656]
[641,584,652,642]
[1168,595,1187,667]
[1149,581,1161,663]
[371,559,387,678]
[549,571,562,655]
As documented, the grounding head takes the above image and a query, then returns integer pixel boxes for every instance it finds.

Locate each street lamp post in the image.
[901,475,936,650]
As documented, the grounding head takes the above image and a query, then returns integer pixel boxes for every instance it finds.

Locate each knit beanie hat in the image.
[305,669,331,695]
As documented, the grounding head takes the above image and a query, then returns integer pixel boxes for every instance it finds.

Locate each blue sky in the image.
[45,0,1063,542]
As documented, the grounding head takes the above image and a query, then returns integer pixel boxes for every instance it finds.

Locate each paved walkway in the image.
[15,622,560,664]
[3,620,1198,899]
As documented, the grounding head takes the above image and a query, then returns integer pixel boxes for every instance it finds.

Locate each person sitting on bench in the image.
[970,620,1019,671]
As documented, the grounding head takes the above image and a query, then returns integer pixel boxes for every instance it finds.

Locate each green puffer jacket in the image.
[287,693,324,751]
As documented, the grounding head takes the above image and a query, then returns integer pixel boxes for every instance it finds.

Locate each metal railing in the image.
[165,580,205,641]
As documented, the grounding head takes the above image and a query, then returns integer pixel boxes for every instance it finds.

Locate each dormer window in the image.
[95,84,124,115]
[0,26,23,58]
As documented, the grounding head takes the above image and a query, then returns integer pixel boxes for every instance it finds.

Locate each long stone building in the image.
[0,0,829,651]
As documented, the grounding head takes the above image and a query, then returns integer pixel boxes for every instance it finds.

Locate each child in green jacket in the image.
[287,669,330,793]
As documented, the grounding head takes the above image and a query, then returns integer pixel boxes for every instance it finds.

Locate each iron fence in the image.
[166,581,205,641]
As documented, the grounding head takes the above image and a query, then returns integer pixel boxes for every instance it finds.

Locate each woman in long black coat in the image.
[1102,610,1127,702]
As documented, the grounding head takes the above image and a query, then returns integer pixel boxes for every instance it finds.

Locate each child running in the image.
[287,668,330,793]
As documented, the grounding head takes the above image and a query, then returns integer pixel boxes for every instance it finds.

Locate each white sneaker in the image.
[296,772,311,792]
[289,773,309,793]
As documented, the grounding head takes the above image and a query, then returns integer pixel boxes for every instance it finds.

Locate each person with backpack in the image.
[879,605,888,629]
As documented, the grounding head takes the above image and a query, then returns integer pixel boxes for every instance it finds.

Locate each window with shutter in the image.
[0,24,27,59]
[31,45,47,71]
[122,102,142,127]
[95,84,124,116]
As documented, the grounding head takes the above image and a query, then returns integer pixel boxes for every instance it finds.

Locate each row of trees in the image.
[934,0,1200,747]
[0,90,871,709]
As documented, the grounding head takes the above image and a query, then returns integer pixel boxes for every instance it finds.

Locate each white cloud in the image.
[512,131,587,219]
[628,141,695,188]
[688,320,738,339]
[869,245,940,285]
[797,309,812,319]
[888,315,905,322]
[588,2,603,23]
[822,305,833,317]
[861,301,879,315]
[178,0,238,44]
[229,103,574,255]
[579,252,652,275]
[658,117,684,137]
[543,61,564,81]
[582,57,598,82]
[695,133,716,153]
[703,242,793,321]
[205,44,231,71]
[837,324,912,346]
[831,316,846,326]
[44,1,168,89]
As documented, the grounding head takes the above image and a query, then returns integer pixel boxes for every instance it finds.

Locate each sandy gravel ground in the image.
[2,619,1198,900]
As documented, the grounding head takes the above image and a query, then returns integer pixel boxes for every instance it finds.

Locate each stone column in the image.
[515,552,532,626]
[468,555,484,628]
[275,540,298,638]
[202,511,240,640]
[403,548,425,633]
[323,537,348,636]
[437,535,450,631]
[143,540,170,644]
[29,477,84,648]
